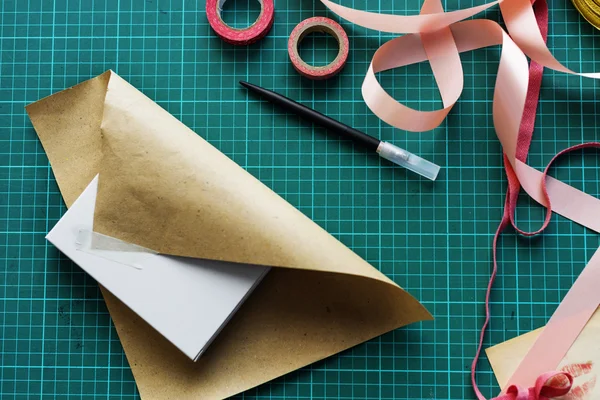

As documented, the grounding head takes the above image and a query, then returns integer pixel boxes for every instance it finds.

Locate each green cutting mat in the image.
[2,0,600,398]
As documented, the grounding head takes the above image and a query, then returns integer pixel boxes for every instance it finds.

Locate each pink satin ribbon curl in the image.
[494,371,574,400]
[319,0,600,397]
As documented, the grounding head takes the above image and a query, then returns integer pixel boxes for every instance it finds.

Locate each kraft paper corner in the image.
[27,71,432,399]
[486,308,600,394]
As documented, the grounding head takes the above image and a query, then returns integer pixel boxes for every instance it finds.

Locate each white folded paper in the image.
[47,176,270,361]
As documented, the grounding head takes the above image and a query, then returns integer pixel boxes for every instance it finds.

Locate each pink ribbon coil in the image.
[494,371,574,400]
[320,0,600,397]
[320,0,600,230]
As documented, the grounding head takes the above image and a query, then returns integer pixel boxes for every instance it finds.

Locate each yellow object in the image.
[572,0,600,30]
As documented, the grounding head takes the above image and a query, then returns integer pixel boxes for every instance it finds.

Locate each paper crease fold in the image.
[27,71,431,400]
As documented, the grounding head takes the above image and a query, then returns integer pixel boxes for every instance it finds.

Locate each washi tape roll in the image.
[288,17,349,80]
[571,0,600,30]
[206,0,274,45]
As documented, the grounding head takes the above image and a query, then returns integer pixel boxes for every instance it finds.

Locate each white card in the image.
[47,176,270,361]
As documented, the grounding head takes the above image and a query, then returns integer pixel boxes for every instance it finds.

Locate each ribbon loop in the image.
[320,0,600,398]
[493,371,573,400]
[323,0,600,233]
[536,371,574,398]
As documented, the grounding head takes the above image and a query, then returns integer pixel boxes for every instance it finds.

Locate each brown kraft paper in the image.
[26,71,432,399]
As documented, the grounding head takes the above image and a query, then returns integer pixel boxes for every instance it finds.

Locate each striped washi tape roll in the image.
[288,17,349,80]
[206,0,274,45]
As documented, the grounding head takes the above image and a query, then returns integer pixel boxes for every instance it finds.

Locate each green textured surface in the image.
[2,0,600,398]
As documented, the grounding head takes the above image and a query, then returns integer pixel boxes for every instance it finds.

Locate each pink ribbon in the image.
[492,372,574,400]
[318,0,600,397]
[320,0,600,229]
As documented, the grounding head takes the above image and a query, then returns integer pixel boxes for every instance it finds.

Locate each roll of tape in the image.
[288,17,349,80]
[571,0,600,30]
[206,0,274,45]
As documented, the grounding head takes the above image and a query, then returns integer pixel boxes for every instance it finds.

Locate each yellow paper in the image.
[27,71,432,399]
[486,307,600,396]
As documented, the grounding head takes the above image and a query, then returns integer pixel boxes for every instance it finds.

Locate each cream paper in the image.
[27,71,432,399]
[486,308,600,395]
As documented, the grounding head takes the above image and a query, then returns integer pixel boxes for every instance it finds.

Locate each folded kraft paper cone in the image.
[27,71,432,399]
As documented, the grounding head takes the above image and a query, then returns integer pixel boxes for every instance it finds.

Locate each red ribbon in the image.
[471,0,600,397]
[492,371,574,400]
[319,0,600,396]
